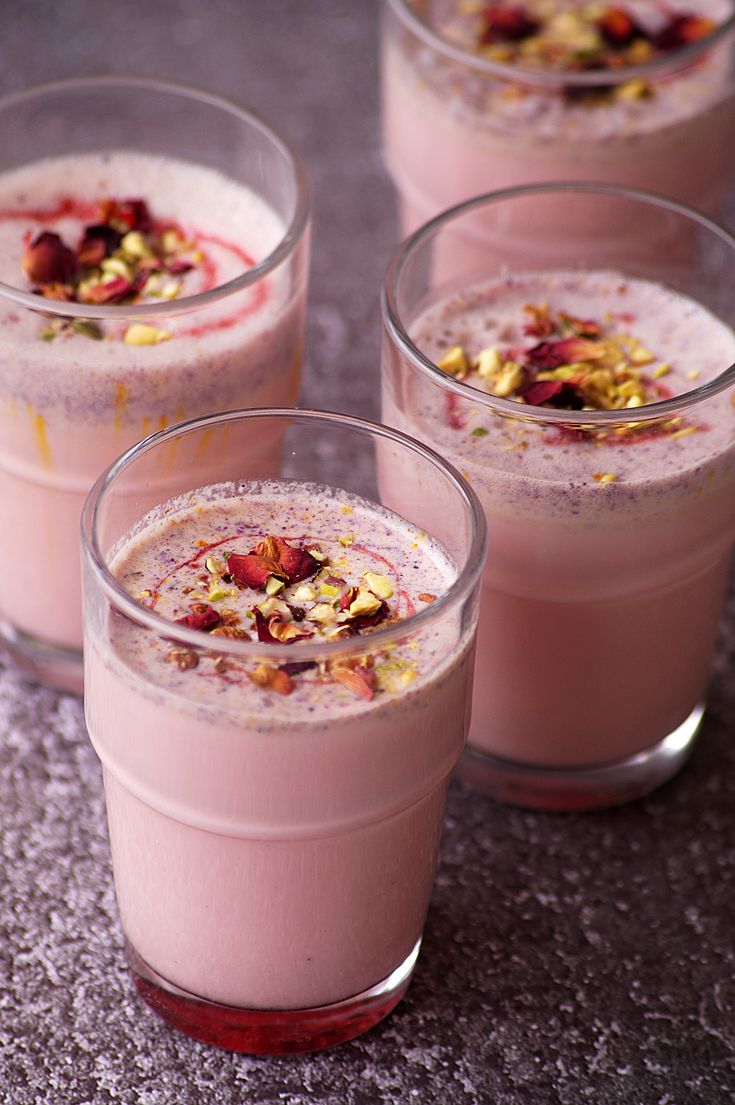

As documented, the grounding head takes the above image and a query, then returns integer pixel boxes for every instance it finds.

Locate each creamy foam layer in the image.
[0,151,291,421]
[106,480,461,724]
[405,272,735,525]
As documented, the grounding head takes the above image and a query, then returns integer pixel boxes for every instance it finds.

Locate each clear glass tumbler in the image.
[81,407,486,1054]
[381,0,735,235]
[382,184,735,810]
[0,77,310,691]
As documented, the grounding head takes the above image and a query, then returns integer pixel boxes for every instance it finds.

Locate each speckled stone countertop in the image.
[2,2,735,1103]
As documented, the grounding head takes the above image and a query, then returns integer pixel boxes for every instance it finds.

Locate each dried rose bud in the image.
[77,224,123,267]
[176,603,221,631]
[481,3,539,44]
[23,231,78,285]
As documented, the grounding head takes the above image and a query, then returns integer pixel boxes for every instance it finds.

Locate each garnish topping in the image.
[23,196,204,342]
[153,532,425,701]
[469,2,717,100]
[437,300,701,445]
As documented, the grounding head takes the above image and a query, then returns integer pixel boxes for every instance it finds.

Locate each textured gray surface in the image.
[2,1,735,1103]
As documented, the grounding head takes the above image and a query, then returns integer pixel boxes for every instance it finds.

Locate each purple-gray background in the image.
[1,2,735,1103]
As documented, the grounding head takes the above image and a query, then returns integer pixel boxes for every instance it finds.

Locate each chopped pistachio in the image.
[123,323,172,346]
[362,572,394,600]
[348,589,382,618]
[292,583,317,603]
[438,345,469,378]
[475,346,502,379]
[120,230,152,260]
[307,603,338,626]
[265,575,286,596]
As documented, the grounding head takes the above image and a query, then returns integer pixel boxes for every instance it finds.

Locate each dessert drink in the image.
[82,409,485,1053]
[382,0,735,234]
[382,189,735,809]
[0,79,309,690]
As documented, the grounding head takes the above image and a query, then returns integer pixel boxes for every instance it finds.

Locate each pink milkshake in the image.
[382,0,735,235]
[382,186,735,809]
[81,409,486,1053]
[0,79,309,690]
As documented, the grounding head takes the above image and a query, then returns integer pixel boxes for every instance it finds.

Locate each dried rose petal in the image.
[267,616,314,644]
[349,600,390,631]
[81,277,133,304]
[656,15,715,50]
[163,258,194,275]
[280,660,317,676]
[598,7,640,47]
[32,282,76,302]
[228,552,285,590]
[332,665,377,701]
[558,311,602,339]
[526,337,605,369]
[272,537,319,584]
[23,231,78,285]
[481,4,539,44]
[339,587,359,611]
[249,662,293,695]
[254,609,278,643]
[519,380,585,409]
[77,224,123,267]
[523,303,556,338]
[100,198,152,232]
[176,603,221,631]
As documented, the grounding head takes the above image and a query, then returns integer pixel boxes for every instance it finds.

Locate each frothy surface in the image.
[107,480,460,724]
[406,271,735,522]
[0,151,290,419]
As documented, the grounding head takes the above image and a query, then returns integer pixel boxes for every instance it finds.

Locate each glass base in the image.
[0,616,83,694]
[128,937,421,1054]
[457,703,704,811]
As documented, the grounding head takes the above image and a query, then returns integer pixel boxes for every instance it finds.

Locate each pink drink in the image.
[382,269,735,806]
[82,408,486,1054]
[0,151,307,678]
[382,0,735,234]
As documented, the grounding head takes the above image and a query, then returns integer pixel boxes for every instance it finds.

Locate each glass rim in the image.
[0,75,310,320]
[381,180,735,427]
[81,407,488,663]
[386,0,735,88]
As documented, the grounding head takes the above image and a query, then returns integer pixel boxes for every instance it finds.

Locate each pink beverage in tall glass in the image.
[0,152,306,667]
[383,265,735,807]
[382,0,735,234]
[84,463,482,1052]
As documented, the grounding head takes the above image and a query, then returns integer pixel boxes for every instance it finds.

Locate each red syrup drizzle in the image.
[1,195,270,337]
